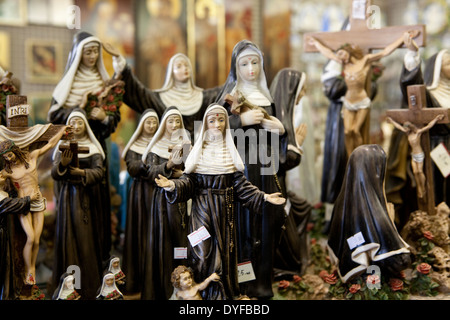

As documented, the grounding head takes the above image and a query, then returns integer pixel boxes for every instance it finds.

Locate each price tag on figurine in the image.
[431,142,450,178]
[174,247,187,259]
[237,261,256,283]
[347,231,365,250]
[352,0,367,20]
[187,226,211,247]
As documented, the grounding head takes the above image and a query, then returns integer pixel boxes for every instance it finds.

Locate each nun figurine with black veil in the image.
[155,104,286,300]
[327,144,411,283]
[269,68,313,277]
[50,109,106,299]
[121,108,159,295]
[49,31,120,263]
[216,40,288,299]
[140,106,191,300]
[52,273,80,300]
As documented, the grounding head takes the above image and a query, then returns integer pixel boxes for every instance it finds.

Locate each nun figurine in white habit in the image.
[50,109,106,300]
[139,106,191,300]
[49,31,118,262]
[52,273,81,300]
[216,39,288,299]
[155,104,286,300]
[121,108,159,296]
[113,52,222,138]
[96,272,124,300]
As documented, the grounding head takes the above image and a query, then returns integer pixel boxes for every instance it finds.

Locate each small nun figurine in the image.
[112,52,221,138]
[121,108,159,295]
[50,109,106,300]
[140,106,191,300]
[106,256,126,287]
[155,104,286,300]
[52,273,81,300]
[96,272,124,300]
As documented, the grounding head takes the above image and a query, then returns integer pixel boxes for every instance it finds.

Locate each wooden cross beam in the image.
[58,140,89,168]
[303,0,426,54]
[5,95,71,146]
[386,85,450,215]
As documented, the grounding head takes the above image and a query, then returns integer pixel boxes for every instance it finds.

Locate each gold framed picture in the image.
[25,39,63,84]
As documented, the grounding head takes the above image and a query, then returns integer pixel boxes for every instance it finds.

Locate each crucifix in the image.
[0,95,70,297]
[386,85,450,215]
[303,0,426,156]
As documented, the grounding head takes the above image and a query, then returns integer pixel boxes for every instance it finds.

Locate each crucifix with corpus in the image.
[304,0,426,157]
[386,85,450,215]
[0,95,71,293]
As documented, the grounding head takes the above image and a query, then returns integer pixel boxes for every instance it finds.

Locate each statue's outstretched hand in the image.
[266,192,286,205]
[155,174,171,188]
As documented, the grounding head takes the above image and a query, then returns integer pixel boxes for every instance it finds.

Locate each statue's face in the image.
[69,116,86,138]
[172,57,191,83]
[206,112,226,137]
[336,49,350,63]
[442,53,450,79]
[237,54,260,82]
[143,117,158,136]
[165,114,182,136]
[2,151,15,163]
[178,271,193,290]
[81,43,99,68]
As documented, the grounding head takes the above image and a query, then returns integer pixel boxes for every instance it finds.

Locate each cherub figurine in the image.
[308,30,420,156]
[0,125,70,286]
[170,265,220,300]
[386,114,444,198]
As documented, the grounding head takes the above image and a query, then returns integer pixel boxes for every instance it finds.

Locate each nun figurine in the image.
[106,256,126,287]
[216,40,288,299]
[49,32,120,261]
[52,273,81,300]
[96,272,124,300]
[269,68,313,277]
[121,109,159,295]
[140,106,191,300]
[50,109,106,300]
[327,145,411,283]
[112,52,221,138]
[155,104,286,300]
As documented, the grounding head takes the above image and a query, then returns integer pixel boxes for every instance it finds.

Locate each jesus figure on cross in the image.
[0,126,70,286]
[307,30,420,156]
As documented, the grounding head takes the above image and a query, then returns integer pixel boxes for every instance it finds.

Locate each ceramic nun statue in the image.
[216,40,288,299]
[140,106,191,300]
[155,104,286,300]
[50,109,106,300]
[121,108,159,295]
[96,272,124,300]
[52,273,81,300]
[113,52,221,138]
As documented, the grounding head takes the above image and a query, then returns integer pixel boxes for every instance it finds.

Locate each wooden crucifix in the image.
[3,95,71,145]
[303,0,426,54]
[386,85,450,215]
[303,0,426,156]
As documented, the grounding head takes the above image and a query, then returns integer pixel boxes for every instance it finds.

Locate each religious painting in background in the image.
[263,0,291,84]
[187,0,225,88]
[224,0,252,75]
[25,39,63,84]
[135,0,187,89]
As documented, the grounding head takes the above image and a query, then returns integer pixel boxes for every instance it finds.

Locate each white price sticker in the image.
[347,231,365,250]
[431,142,450,178]
[187,226,211,247]
[237,261,256,283]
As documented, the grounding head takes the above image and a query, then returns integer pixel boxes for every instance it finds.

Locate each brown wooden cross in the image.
[386,85,450,215]
[303,0,426,54]
[5,95,71,144]
[58,140,89,168]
